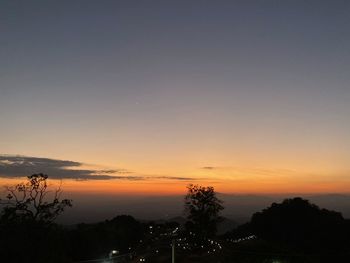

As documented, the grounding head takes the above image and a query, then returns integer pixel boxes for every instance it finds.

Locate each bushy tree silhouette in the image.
[184,184,224,240]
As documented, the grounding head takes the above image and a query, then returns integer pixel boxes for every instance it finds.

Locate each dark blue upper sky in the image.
[1,0,350,194]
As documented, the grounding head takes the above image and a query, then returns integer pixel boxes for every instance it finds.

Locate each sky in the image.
[1,0,350,198]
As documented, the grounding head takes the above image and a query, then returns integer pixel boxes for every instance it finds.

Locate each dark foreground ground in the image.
[78,238,350,263]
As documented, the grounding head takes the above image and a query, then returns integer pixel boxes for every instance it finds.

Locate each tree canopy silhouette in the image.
[250,197,347,251]
[184,184,224,240]
[0,174,73,263]
[0,173,72,224]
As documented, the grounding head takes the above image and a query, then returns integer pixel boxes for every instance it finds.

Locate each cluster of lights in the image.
[204,239,223,254]
[227,235,256,243]
[107,226,255,262]
[106,229,257,262]
[168,236,224,253]
[104,225,183,263]
[159,227,179,237]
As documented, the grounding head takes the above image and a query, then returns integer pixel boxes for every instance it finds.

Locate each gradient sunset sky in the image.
[1,0,350,195]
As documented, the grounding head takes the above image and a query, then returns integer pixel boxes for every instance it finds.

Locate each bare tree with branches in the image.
[0,173,72,223]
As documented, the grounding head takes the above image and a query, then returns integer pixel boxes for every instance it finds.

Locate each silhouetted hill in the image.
[227,197,350,253]
[58,193,350,224]
[217,217,239,235]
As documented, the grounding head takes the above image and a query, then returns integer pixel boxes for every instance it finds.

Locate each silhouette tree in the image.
[0,173,72,224]
[0,174,73,263]
[184,184,224,240]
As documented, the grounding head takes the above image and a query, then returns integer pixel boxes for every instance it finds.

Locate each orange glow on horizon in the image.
[1,176,350,196]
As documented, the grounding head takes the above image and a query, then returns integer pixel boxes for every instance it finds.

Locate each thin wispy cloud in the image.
[202,166,217,170]
[151,176,200,181]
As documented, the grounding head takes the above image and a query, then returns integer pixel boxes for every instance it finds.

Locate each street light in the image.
[109,250,119,259]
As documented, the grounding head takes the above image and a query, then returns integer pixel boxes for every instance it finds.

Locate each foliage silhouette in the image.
[0,174,72,263]
[249,197,348,251]
[184,184,224,240]
[0,173,72,224]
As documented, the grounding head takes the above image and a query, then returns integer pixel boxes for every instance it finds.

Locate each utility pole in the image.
[171,226,178,263]
[172,239,175,263]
